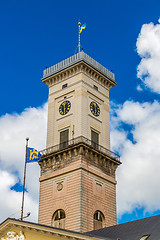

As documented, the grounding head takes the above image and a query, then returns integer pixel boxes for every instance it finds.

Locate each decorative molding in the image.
[39,141,121,178]
[1,231,24,240]
[57,182,63,191]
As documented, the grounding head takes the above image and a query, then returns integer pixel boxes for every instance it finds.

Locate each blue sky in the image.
[1,0,160,116]
[1,0,160,225]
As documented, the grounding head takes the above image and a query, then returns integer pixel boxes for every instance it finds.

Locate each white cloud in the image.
[111,100,160,216]
[0,170,38,221]
[137,84,143,92]
[0,103,47,222]
[137,19,160,93]
[114,19,160,217]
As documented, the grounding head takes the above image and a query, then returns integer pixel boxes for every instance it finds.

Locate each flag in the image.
[80,23,86,34]
[26,147,41,163]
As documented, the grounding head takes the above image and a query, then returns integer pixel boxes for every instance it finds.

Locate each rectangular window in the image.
[60,129,69,148]
[91,130,99,149]
[62,83,68,89]
[93,85,98,91]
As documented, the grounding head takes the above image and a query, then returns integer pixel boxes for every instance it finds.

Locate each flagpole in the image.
[78,22,81,53]
[21,137,29,220]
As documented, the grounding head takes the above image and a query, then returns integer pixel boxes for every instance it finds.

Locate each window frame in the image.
[52,209,66,229]
[93,210,105,230]
[91,129,99,150]
[60,129,69,148]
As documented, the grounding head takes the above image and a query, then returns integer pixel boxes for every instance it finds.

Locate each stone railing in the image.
[42,51,115,81]
[40,136,120,162]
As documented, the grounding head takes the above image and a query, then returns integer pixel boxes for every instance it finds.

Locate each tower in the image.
[38,52,121,232]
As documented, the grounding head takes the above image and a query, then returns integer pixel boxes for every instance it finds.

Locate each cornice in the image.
[41,61,117,90]
[0,219,107,240]
[39,142,121,179]
[42,52,115,81]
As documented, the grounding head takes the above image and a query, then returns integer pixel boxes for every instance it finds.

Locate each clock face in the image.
[59,100,71,115]
[90,101,100,117]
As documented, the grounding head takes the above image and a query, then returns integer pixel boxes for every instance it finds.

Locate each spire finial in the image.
[78,22,81,53]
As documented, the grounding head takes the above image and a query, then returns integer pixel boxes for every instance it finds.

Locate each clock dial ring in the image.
[59,100,71,115]
[90,101,100,117]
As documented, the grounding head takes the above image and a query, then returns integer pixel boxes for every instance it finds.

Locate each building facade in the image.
[38,52,121,232]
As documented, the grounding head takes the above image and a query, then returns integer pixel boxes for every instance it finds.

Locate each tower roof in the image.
[87,214,160,240]
[42,52,115,82]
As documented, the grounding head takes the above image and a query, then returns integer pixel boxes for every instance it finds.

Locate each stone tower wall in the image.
[39,53,120,232]
[38,154,117,232]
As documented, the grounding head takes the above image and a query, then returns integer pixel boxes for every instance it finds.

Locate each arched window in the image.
[94,210,105,230]
[52,209,66,229]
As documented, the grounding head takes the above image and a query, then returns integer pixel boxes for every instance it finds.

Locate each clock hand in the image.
[62,102,66,114]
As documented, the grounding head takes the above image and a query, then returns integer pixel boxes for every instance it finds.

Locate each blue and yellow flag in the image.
[26,147,41,163]
[80,23,86,34]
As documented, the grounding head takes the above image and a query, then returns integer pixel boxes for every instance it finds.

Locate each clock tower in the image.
[38,51,121,232]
